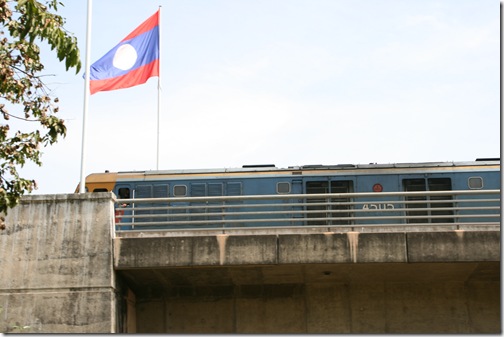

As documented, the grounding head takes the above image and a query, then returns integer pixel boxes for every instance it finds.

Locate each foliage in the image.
[0,0,81,217]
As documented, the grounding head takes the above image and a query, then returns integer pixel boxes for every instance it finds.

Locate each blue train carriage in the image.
[77,159,500,230]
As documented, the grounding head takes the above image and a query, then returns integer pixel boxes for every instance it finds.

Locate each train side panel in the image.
[82,161,500,230]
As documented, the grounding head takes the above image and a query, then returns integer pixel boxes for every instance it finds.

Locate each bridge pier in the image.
[0,193,118,333]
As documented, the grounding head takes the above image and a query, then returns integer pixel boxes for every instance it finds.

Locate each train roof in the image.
[109,158,500,177]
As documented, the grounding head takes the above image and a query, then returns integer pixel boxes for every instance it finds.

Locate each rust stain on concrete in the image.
[347,231,359,263]
[216,234,229,265]
[454,229,465,240]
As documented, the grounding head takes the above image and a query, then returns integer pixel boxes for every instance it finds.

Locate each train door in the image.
[171,183,189,227]
[273,179,303,226]
[291,179,303,194]
[400,175,454,224]
[305,178,355,226]
[114,184,133,230]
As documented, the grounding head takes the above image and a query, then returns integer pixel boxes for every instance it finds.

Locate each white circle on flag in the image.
[113,44,137,70]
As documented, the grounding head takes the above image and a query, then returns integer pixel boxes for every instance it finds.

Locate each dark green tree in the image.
[0,0,81,224]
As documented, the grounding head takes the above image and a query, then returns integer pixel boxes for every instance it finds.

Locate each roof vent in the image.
[242,164,276,168]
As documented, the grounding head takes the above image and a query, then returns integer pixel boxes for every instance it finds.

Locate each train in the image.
[77,158,501,230]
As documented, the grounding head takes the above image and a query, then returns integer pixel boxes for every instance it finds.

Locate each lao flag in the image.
[89,11,159,95]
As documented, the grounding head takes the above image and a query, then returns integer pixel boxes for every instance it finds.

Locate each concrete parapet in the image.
[114,234,279,268]
[0,193,117,333]
[278,232,408,263]
[407,230,501,262]
[115,230,500,269]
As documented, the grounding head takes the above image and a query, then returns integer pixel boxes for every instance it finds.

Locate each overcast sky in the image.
[11,0,500,194]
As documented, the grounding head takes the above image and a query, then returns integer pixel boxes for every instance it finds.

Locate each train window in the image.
[118,188,130,199]
[277,182,291,194]
[306,181,329,194]
[135,185,152,198]
[191,183,206,197]
[468,177,483,189]
[403,178,453,223]
[153,184,169,198]
[93,188,108,192]
[227,182,242,196]
[173,185,187,197]
[428,178,451,192]
[208,183,223,196]
[403,179,426,192]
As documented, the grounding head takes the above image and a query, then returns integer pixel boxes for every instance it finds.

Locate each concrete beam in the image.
[406,231,500,262]
[278,232,407,263]
[115,230,499,269]
[114,235,279,268]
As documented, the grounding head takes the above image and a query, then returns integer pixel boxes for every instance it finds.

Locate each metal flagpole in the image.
[156,6,162,170]
[79,0,93,193]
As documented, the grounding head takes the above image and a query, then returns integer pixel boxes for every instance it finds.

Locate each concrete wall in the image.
[133,271,500,333]
[0,193,117,333]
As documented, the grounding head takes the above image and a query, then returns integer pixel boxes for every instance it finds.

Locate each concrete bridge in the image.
[0,193,500,333]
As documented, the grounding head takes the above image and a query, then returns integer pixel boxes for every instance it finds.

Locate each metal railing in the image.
[114,189,500,232]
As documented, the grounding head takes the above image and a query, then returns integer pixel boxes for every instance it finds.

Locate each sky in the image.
[8,0,501,195]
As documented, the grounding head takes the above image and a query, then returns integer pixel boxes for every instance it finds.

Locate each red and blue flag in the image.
[89,10,159,94]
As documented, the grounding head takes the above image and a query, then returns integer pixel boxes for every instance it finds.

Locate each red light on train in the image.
[372,183,383,192]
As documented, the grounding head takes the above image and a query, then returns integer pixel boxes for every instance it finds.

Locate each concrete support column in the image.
[0,193,117,333]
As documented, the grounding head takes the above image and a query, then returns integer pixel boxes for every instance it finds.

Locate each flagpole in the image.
[156,6,162,170]
[79,0,93,193]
